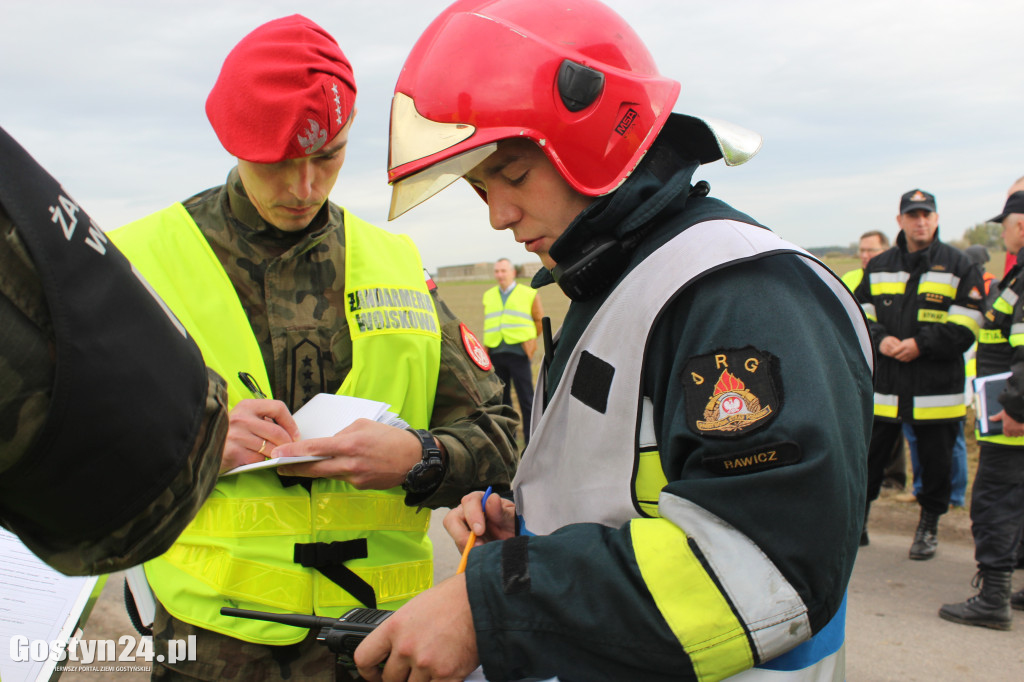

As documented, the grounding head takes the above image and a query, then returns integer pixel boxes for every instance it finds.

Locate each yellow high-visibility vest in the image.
[482,283,537,347]
[840,267,864,292]
[110,204,441,644]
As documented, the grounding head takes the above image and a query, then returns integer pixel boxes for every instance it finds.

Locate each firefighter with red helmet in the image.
[358,1,873,680]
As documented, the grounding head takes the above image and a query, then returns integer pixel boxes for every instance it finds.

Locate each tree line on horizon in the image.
[812,221,1004,260]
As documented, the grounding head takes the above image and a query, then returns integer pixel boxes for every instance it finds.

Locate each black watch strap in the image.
[403,429,445,495]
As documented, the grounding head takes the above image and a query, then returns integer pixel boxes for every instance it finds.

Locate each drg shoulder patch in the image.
[683,346,781,438]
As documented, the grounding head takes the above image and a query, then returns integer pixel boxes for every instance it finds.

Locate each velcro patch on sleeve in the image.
[501,535,531,595]
[683,346,781,439]
[570,350,615,413]
[702,441,802,476]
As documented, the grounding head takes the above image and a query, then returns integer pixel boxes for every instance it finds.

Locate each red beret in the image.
[206,15,356,163]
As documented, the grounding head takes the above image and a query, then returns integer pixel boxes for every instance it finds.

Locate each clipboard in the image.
[973,371,1012,436]
[0,529,102,682]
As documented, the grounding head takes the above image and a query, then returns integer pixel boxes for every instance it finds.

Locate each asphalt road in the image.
[847,529,1024,680]
[46,507,1024,681]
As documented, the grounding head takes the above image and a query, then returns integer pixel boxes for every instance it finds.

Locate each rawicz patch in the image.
[702,441,802,476]
[684,347,781,438]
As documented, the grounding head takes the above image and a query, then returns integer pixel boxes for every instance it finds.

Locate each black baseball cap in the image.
[900,189,937,214]
[988,191,1024,224]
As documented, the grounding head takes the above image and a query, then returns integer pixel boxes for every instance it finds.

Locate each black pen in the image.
[238,371,267,399]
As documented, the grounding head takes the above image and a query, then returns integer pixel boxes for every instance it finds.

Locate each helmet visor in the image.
[388,143,497,220]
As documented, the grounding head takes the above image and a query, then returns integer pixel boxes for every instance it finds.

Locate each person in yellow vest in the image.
[482,258,544,444]
[840,229,889,292]
[109,16,518,680]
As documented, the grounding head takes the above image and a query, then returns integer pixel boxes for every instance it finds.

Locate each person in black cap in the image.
[939,190,1024,629]
[856,189,985,558]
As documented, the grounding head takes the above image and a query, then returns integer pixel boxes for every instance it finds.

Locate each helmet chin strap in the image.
[552,181,710,302]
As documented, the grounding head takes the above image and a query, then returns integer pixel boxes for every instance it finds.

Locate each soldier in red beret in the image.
[110,15,518,680]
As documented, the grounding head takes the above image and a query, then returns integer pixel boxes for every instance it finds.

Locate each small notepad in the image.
[221,394,408,476]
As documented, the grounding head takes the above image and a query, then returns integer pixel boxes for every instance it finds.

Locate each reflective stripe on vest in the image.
[977,430,1024,446]
[868,271,909,296]
[111,206,440,644]
[873,393,899,419]
[965,342,977,382]
[634,496,847,682]
[1011,323,1024,347]
[918,271,959,299]
[947,305,984,337]
[913,393,966,421]
[518,220,871,677]
[993,289,1018,316]
[635,398,666,518]
[482,283,538,347]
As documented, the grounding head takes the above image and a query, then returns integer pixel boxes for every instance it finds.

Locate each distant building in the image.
[435,262,492,281]
[518,261,543,278]
[435,260,542,281]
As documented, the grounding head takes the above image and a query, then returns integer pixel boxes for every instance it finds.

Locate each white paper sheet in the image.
[0,528,98,682]
[219,454,329,476]
[291,393,389,439]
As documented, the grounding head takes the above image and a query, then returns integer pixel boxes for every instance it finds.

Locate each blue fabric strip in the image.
[756,592,847,671]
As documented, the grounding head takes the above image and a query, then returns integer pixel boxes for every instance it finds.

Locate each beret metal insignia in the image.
[684,347,781,438]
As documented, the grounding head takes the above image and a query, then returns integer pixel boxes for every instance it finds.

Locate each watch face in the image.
[407,459,444,493]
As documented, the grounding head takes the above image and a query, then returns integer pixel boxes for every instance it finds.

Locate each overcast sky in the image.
[2,0,1021,271]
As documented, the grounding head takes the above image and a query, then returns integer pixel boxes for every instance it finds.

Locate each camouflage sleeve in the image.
[39,369,229,576]
[410,289,520,509]
[0,211,231,575]
[0,212,52,477]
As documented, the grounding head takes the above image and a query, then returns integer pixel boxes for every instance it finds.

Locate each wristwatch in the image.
[403,428,446,495]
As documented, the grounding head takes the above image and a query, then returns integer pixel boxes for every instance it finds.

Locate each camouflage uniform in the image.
[0,206,229,577]
[151,168,519,680]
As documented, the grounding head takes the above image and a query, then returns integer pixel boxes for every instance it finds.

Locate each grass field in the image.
[437,251,1008,333]
[436,278,571,358]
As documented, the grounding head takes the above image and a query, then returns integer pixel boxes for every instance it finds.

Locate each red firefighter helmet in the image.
[387,0,760,220]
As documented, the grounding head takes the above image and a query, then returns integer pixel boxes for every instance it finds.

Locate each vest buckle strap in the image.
[294,540,377,609]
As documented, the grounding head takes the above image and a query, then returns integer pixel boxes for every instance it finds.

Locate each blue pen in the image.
[457,485,493,574]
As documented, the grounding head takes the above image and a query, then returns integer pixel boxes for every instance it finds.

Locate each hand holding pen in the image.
[218,371,301,473]
[444,485,518,570]
[456,486,492,574]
